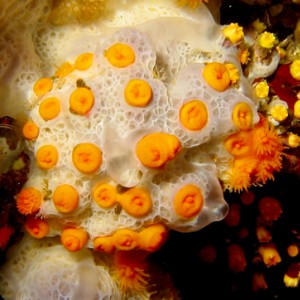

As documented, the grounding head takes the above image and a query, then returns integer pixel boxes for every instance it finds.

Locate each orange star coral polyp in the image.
[224,115,284,192]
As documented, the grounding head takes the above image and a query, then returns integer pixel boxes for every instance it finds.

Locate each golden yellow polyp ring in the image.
[124,79,152,107]
[179,100,208,131]
[173,184,204,219]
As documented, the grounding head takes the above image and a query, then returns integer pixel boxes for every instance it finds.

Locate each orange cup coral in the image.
[39,97,61,121]
[15,187,43,215]
[105,43,135,68]
[173,184,204,219]
[24,216,49,239]
[52,184,79,213]
[75,52,94,70]
[138,223,168,252]
[61,227,89,252]
[72,142,102,174]
[69,87,94,115]
[36,144,59,170]
[112,228,140,251]
[135,132,181,168]
[22,119,39,140]
[124,79,152,107]
[93,236,115,253]
[202,62,231,92]
[33,77,53,97]
[120,187,152,217]
[179,100,208,131]
[92,183,117,208]
[232,102,253,130]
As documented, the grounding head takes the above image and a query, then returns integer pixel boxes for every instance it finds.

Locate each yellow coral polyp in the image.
[225,63,240,84]
[52,184,79,213]
[223,23,244,44]
[93,236,115,253]
[72,142,102,174]
[139,223,168,252]
[270,105,288,122]
[16,187,42,215]
[39,97,61,121]
[294,100,300,118]
[124,79,152,107]
[283,274,299,288]
[135,132,181,168]
[173,184,204,219]
[258,32,277,49]
[112,228,140,251]
[255,81,269,99]
[105,43,135,68]
[120,187,152,217]
[33,77,53,97]
[179,100,208,131]
[290,60,300,80]
[61,227,89,252]
[287,133,300,148]
[36,144,59,170]
[24,216,49,239]
[92,183,117,208]
[251,19,266,34]
[22,119,39,140]
[232,102,253,130]
[75,52,94,70]
[202,62,231,92]
[240,49,251,65]
[69,87,94,115]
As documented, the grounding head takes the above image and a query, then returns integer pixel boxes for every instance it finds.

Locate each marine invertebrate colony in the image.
[0,0,293,299]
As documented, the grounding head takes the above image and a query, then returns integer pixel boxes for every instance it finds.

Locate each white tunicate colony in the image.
[0,236,120,300]
[11,1,264,239]
[0,1,265,299]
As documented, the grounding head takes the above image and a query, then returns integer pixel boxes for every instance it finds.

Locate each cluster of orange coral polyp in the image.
[224,115,284,192]
[94,223,168,254]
